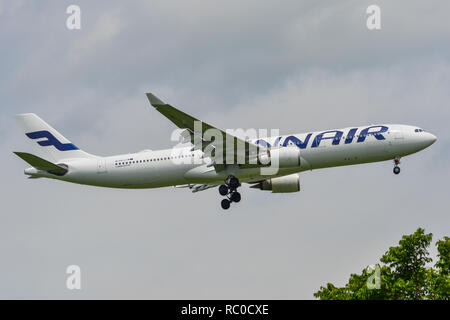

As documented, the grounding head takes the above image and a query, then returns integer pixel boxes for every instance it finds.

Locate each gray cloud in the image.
[0,0,448,299]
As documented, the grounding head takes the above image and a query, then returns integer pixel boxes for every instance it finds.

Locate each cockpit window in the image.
[415,128,424,133]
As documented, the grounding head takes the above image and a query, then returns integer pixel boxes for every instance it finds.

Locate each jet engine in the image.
[257,147,301,168]
[251,174,300,193]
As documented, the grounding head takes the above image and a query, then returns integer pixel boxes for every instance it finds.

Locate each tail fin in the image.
[15,113,95,162]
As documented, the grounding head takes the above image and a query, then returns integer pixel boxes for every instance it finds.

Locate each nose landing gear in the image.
[393,157,401,175]
[219,175,241,210]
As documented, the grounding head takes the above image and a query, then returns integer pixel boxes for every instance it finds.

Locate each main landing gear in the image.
[219,175,241,210]
[393,157,401,175]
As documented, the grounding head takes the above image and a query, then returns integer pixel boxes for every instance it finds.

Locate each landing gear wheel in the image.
[220,176,241,210]
[393,166,400,175]
[219,185,229,196]
[230,192,241,203]
[221,199,231,210]
[227,176,240,189]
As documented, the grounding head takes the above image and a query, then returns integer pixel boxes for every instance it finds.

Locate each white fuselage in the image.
[25,124,437,188]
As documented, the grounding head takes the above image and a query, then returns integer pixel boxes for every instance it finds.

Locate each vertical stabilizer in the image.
[15,113,96,162]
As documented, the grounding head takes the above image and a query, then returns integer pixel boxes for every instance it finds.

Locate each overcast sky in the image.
[0,0,449,299]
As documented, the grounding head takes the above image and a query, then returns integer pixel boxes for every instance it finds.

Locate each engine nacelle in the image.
[258,147,301,168]
[252,174,300,193]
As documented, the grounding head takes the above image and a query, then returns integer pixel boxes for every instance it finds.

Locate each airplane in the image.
[14,93,437,210]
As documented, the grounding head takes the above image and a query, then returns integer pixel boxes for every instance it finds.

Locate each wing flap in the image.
[174,183,219,193]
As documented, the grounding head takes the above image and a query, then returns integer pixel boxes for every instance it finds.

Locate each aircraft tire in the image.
[228,176,240,189]
[219,185,229,196]
[221,199,231,210]
[230,192,241,203]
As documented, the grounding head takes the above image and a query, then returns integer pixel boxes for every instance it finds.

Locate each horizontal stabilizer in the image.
[14,152,68,176]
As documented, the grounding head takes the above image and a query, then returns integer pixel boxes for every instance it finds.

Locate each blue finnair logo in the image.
[26,130,79,151]
[254,125,389,149]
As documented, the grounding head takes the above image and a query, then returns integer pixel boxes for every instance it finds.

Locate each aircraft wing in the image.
[146,93,266,170]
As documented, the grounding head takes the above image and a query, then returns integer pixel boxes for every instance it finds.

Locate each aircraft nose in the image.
[425,132,437,146]
[428,133,437,145]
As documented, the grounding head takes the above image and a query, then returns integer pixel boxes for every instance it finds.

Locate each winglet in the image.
[146,93,167,107]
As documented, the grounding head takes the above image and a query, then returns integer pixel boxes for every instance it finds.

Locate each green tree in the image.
[427,237,450,299]
[314,228,449,300]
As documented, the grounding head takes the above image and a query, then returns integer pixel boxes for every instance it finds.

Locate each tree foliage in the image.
[314,228,449,300]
